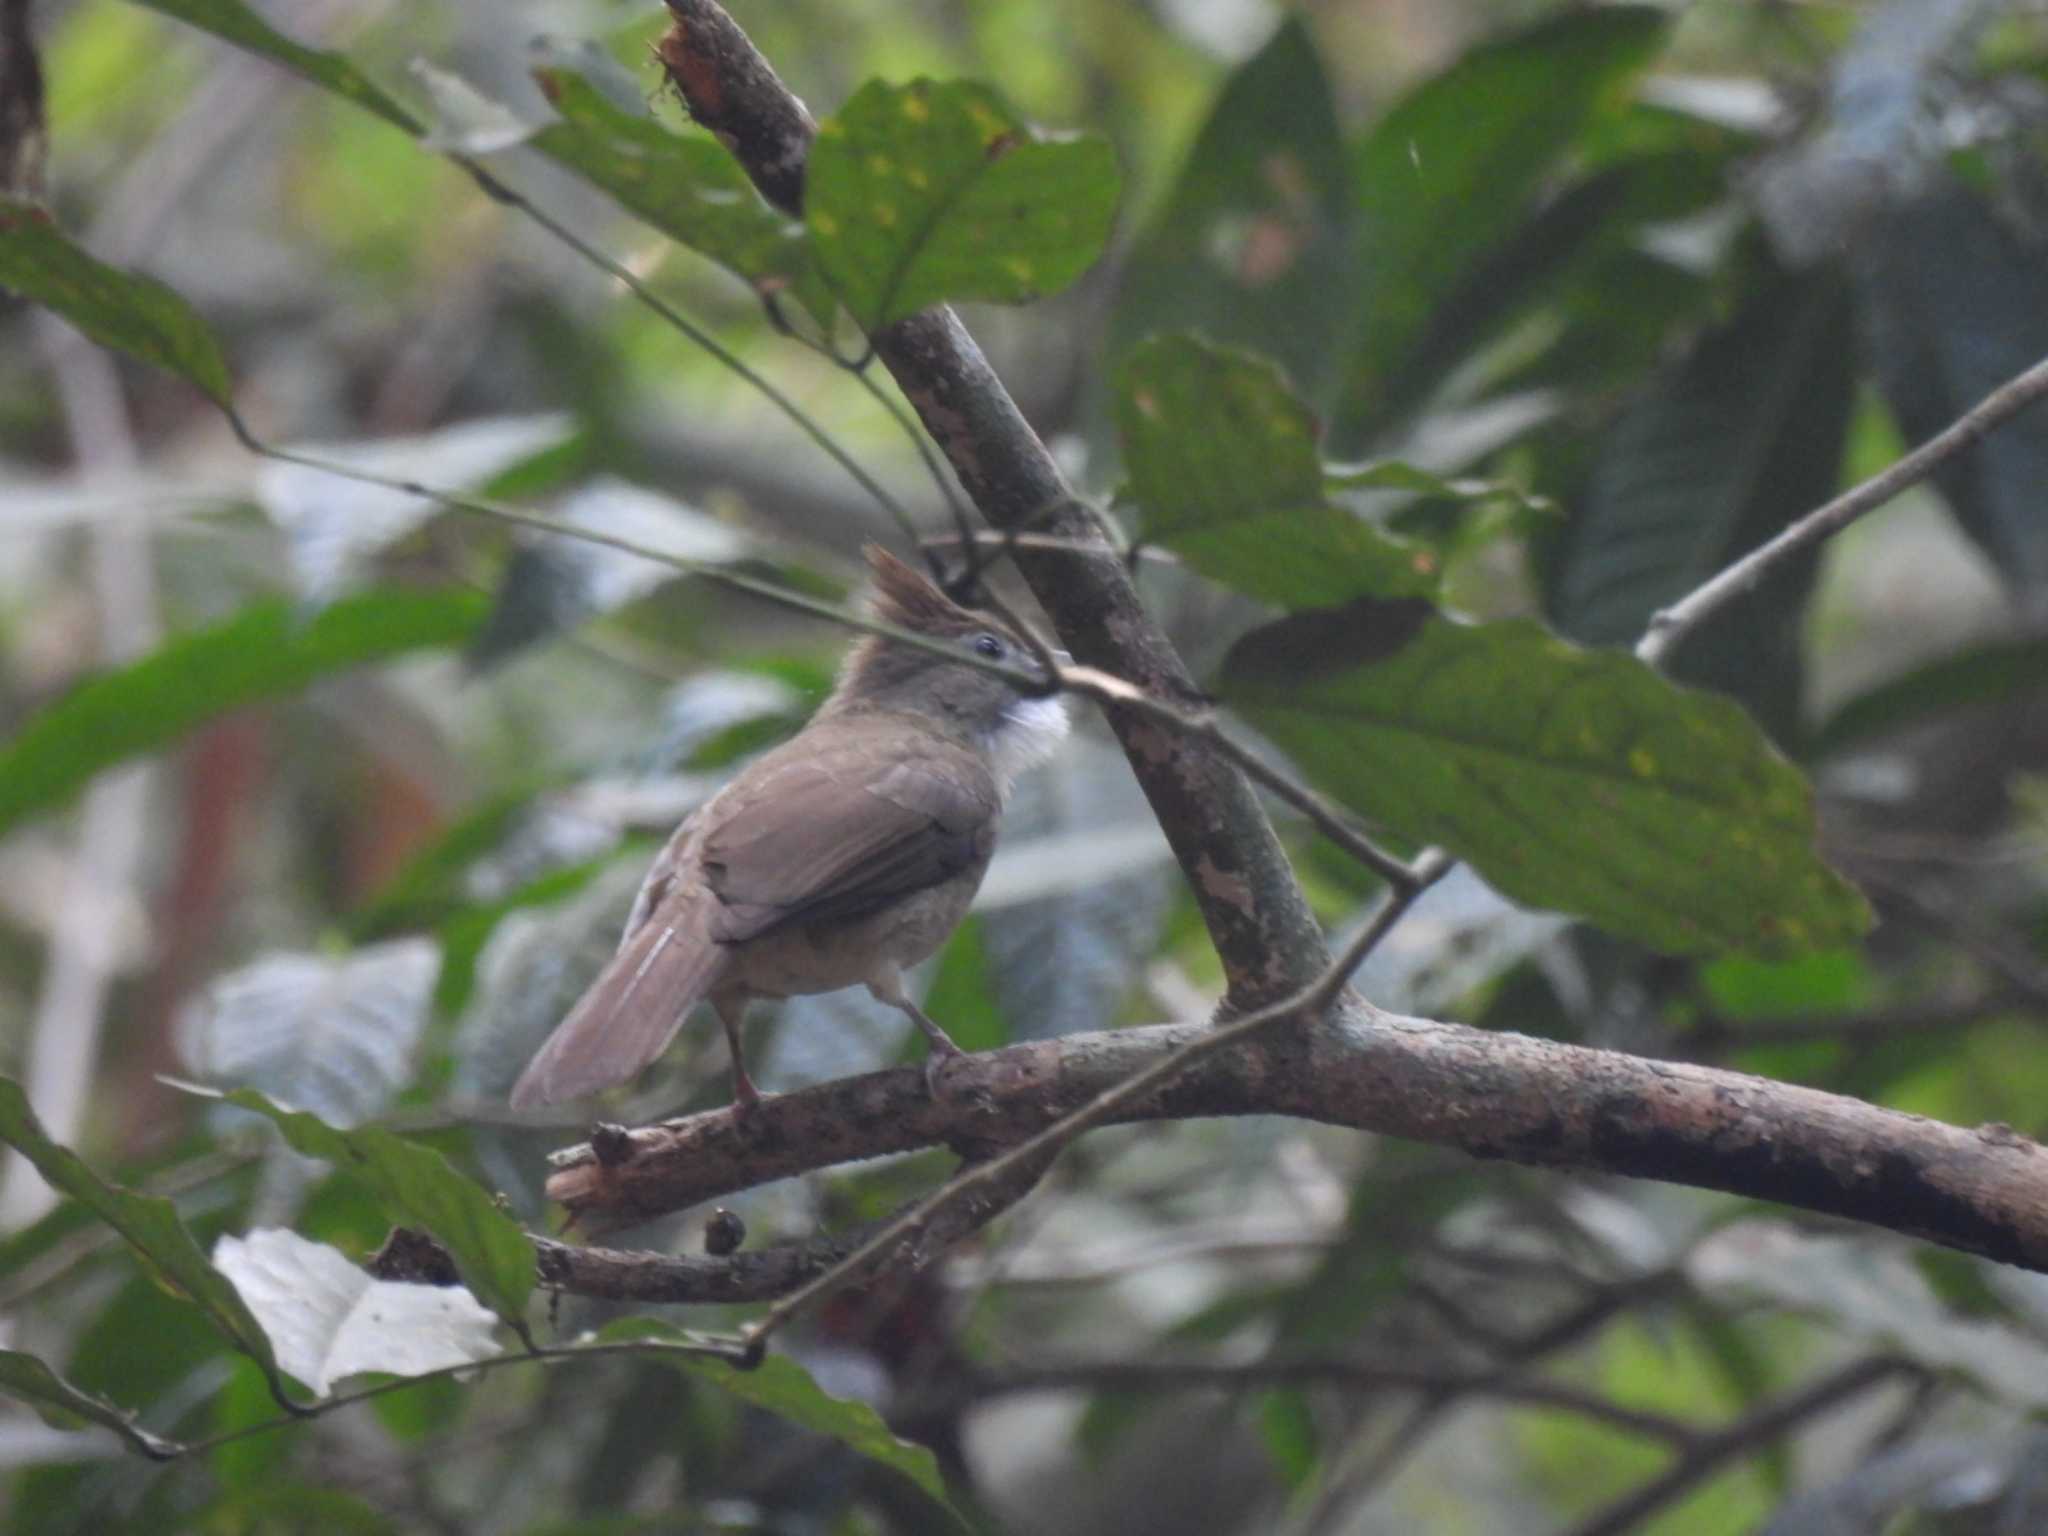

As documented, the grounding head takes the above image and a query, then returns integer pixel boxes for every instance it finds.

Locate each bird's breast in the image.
[720,867,985,1000]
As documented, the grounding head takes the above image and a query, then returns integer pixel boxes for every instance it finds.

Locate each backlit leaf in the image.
[1116,334,1438,606]
[529,66,833,323]
[807,78,1117,328]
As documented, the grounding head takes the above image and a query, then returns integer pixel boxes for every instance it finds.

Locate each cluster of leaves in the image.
[3,0,2048,1532]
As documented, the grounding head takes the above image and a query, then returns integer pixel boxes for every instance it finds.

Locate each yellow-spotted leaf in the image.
[1219,601,1869,956]
[806,78,1117,329]
[1116,334,1439,606]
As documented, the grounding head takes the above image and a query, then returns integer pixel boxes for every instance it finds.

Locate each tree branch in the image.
[536,1145,1050,1305]
[1565,1356,1921,1536]
[542,999,2048,1275]
[1638,352,2048,665]
[656,0,1331,1009]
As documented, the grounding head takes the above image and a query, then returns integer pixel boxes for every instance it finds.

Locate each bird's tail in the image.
[509,910,725,1108]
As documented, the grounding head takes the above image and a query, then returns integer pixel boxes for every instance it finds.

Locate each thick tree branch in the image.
[543,1002,2048,1275]
[657,0,1331,1008]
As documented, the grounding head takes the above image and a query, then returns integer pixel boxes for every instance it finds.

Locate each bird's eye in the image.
[972,632,1006,660]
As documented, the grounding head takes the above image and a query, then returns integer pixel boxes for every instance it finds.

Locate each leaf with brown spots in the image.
[805,78,1118,329]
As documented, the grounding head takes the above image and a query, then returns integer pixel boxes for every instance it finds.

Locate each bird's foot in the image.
[922,1039,991,1111]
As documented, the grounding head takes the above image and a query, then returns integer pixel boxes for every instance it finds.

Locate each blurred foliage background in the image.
[6,0,2048,1531]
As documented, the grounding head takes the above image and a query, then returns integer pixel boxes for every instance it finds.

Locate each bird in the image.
[509,544,1071,1112]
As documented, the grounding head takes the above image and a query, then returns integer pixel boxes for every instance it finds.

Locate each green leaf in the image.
[1107,17,1357,405]
[1115,334,1438,606]
[1219,602,1870,956]
[917,917,1009,1054]
[1255,1388,1320,1493]
[806,78,1118,329]
[1549,265,1855,744]
[0,196,233,405]
[0,587,488,840]
[529,67,834,324]
[127,0,418,132]
[599,1319,958,1518]
[1339,6,1669,439]
[1811,636,2048,759]
[0,1077,278,1378]
[216,1088,533,1329]
[0,1348,179,1460]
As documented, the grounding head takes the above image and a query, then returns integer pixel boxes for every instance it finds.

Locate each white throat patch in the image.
[988,693,1071,795]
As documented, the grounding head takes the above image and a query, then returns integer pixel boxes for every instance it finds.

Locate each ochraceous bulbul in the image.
[509,545,1070,1112]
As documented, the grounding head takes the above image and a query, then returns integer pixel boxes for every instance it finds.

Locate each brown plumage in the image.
[509,546,1070,1111]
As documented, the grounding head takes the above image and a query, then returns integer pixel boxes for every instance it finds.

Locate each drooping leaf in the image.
[529,66,833,323]
[1107,16,1357,404]
[255,414,573,601]
[1548,265,1855,743]
[806,78,1118,329]
[0,587,489,840]
[1339,6,1670,440]
[1811,635,2048,758]
[0,1076,279,1377]
[177,940,440,1129]
[212,1229,501,1396]
[598,1318,958,1517]
[211,1088,533,1329]
[1853,177,2048,596]
[1219,602,1870,956]
[0,1349,178,1459]
[1115,333,1439,606]
[127,0,419,132]
[0,195,232,405]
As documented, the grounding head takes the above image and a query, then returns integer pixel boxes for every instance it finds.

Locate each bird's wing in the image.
[698,732,999,943]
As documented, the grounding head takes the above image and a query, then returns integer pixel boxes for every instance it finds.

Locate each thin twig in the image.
[1564,1356,1920,1536]
[734,848,1452,1358]
[1062,664,1427,892]
[1638,353,2048,665]
[445,155,926,549]
[103,1332,749,1465]
[778,323,977,577]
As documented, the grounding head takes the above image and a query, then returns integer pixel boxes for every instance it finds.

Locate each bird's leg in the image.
[712,997,762,1115]
[867,964,966,1099]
